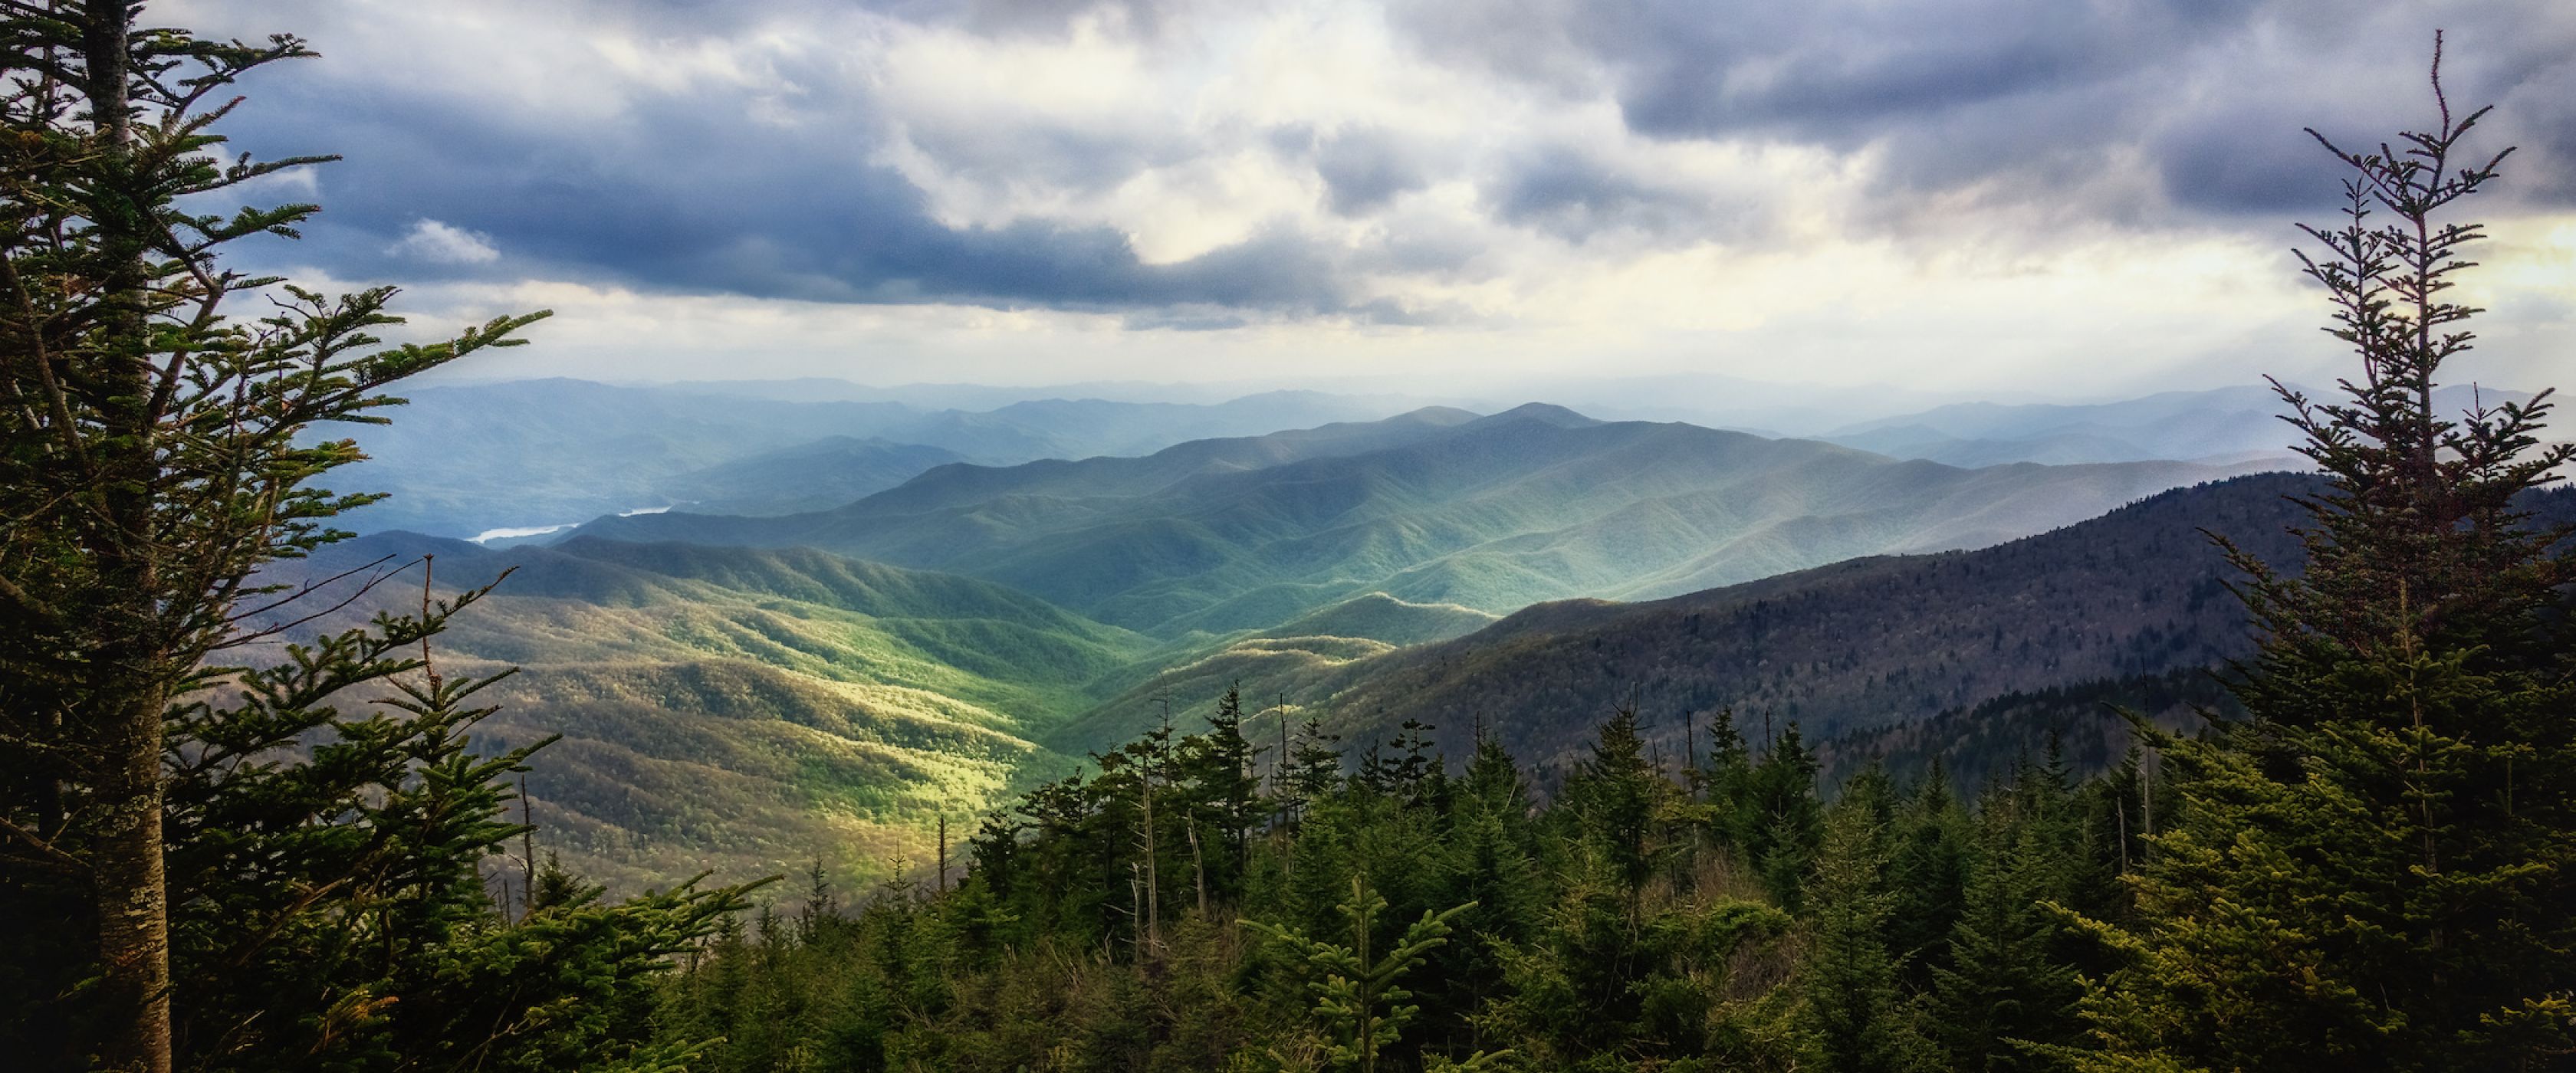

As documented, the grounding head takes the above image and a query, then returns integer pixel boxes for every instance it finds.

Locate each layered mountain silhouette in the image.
[274,391,2576,895]
[1819,383,2525,468]
[583,403,2283,638]
[325,379,1415,536]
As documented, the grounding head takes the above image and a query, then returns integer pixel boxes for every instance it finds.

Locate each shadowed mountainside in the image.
[1049,474,2308,758]
[1071,474,2576,776]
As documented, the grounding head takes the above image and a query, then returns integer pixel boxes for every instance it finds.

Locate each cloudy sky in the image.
[166,0,2574,401]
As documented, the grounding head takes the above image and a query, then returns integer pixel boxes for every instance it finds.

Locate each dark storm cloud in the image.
[212,44,1372,318]
[1395,0,2576,218]
[205,0,2576,325]
[1490,147,1719,243]
[1314,130,1430,215]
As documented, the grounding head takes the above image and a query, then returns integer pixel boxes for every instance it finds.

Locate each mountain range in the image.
[323,379,1417,537]
[578,403,2281,638]
[1071,475,2576,783]
[1815,383,2526,468]
[261,383,2576,896]
[330,376,2423,541]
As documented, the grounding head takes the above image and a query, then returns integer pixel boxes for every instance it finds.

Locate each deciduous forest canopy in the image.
[2,5,2572,1073]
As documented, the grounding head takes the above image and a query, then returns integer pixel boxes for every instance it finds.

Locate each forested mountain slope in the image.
[255,533,1155,893]
[1066,476,2576,766]
[586,404,2279,639]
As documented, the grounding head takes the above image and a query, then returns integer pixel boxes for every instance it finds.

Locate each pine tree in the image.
[1884,762,1972,990]
[2067,39,2576,1072]
[1797,801,1936,1073]
[1387,717,1447,809]
[1700,707,1759,861]
[1930,813,2081,1073]
[1178,684,1264,901]
[1559,705,1668,911]
[1747,724,1824,911]
[1243,877,1502,1073]
[0,8,547,1068]
[1284,714,1346,828]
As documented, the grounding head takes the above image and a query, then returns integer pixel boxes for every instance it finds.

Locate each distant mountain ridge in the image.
[655,437,967,517]
[583,403,2285,639]
[324,379,1423,536]
[1819,383,2528,467]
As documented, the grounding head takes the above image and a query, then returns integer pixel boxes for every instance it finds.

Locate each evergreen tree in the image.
[1283,714,1346,827]
[1746,724,1824,910]
[0,8,547,1068]
[2068,41,2576,1072]
[1559,706,1668,911]
[1428,730,1543,1048]
[1797,801,1937,1073]
[1386,717,1448,809]
[1930,814,2081,1073]
[0,8,756,1071]
[1178,684,1265,901]
[1884,762,1972,990]
[1243,877,1500,1073]
[1699,707,1759,861]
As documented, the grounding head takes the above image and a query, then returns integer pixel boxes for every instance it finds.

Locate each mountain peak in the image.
[1474,402,1602,429]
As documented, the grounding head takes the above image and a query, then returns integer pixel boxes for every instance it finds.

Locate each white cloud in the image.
[388,219,501,264]
[170,0,2576,402]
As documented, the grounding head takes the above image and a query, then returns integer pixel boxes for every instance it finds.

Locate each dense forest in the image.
[658,687,2164,1071]
[4,6,2573,1073]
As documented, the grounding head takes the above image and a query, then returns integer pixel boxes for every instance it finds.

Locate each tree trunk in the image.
[79,6,174,1071]
[94,687,172,1073]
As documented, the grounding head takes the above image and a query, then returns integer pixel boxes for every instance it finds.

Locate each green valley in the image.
[260,533,1158,893]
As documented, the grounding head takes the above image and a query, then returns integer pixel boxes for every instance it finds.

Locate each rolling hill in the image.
[252,533,1157,894]
[1045,473,2273,756]
[583,403,2284,640]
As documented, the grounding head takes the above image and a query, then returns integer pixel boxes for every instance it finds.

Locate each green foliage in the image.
[1929,799,2082,1072]
[600,395,2262,650]
[1796,797,1937,1073]
[2062,44,2576,1073]
[244,531,1158,894]
[1243,877,1496,1073]
[1558,706,1672,907]
[0,8,768,1070]
[658,686,2154,1073]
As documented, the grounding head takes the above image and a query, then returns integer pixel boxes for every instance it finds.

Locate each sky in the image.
[164,0,2576,402]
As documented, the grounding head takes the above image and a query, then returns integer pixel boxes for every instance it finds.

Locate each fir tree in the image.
[2067,39,2576,1072]
[1747,724,1824,911]
[1560,705,1668,911]
[1244,877,1501,1073]
[1798,800,1937,1073]
[0,8,544,1068]
[1931,814,2081,1073]
[1178,684,1265,900]
[1284,714,1346,827]
[1884,761,1973,990]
